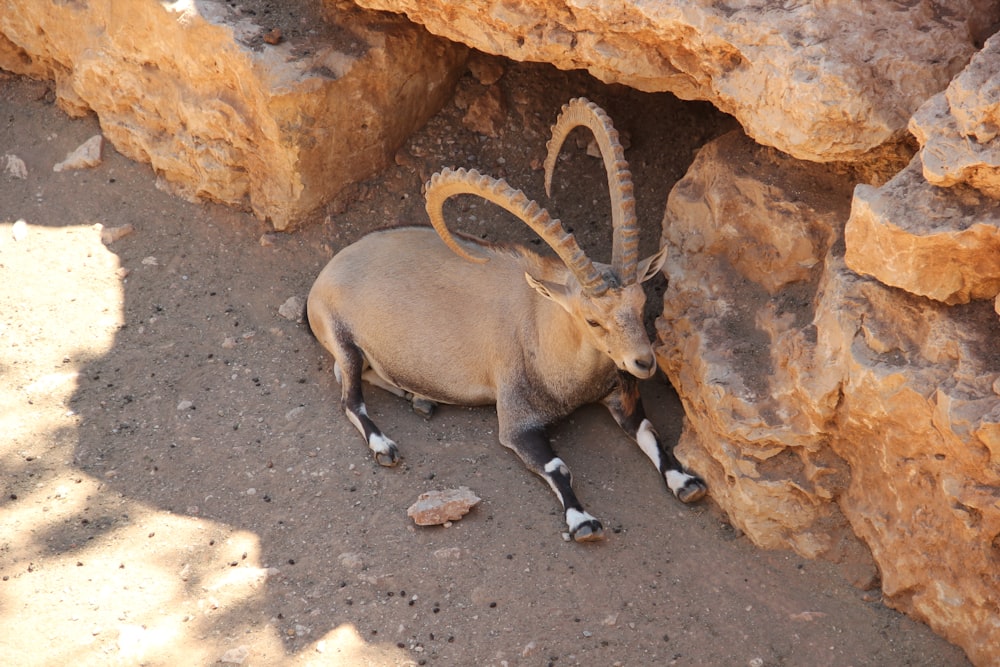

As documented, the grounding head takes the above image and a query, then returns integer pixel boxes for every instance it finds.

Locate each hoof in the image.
[677,477,707,503]
[412,398,436,419]
[369,434,400,467]
[571,519,605,543]
[374,448,400,467]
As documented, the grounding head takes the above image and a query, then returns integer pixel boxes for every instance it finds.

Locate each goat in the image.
[307,98,706,541]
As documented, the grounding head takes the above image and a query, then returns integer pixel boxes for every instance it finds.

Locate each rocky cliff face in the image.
[656,131,1000,667]
[0,0,466,229]
[355,0,987,163]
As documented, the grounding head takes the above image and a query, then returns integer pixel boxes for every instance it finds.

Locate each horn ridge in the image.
[543,97,640,284]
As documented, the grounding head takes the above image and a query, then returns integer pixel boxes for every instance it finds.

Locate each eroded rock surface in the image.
[845,156,1000,305]
[657,131,857,559]
[657,130,1000,667]
[910,31,1000,198]
[356,0,990,162]
[0,0,466,229]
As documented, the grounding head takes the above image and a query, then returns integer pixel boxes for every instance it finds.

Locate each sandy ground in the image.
[0,61,972,667]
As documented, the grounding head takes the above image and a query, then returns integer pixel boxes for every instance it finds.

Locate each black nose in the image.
[634,357,654,373]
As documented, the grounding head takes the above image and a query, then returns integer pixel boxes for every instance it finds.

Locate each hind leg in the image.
[352,366,438,418]
[330,335,400,466]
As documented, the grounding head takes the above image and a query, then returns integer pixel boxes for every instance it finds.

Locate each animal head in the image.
[424,98,665,379]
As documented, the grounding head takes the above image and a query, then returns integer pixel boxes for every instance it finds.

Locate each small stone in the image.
[220,645,250,664]
[406,487,481,526]
[433,546,464,561]
[338,552,364,571]
[278,296,305,322]
[263,28,283,45]
[461,87,506,138]
[141,256,159,266]
[11,219,28,241]
[3,153,27,179]
[177,400,194,411]
[222,336,238,349]
[468,53,505,86]
[285,406,306,421]
[100,223,135,245]
[54,134,103,172]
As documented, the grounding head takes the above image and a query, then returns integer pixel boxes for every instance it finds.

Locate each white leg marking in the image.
[636,419,664,469]
[368,432,397,456]
[666,470,696,496]
[333,362,343,385]
[345,408,365,437]
[542,457,570,501]
[544,457,568,474]
[565,507,598,531]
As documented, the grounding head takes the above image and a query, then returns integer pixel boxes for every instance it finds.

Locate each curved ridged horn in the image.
[424,167,609,296]
[543,98,639,284]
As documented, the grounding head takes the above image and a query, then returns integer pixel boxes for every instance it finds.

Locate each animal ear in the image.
[525,272,571,304]
[636,245,668,284]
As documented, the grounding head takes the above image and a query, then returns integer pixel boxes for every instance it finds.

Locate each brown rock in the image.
[356,0,991,162]
[657,129,1000,666]
[909,32,1000,198]
[407,487,481,526]
[845,155,1000,305]
[658,130,856,558]
[53,134,103,172]
[0,0,466,229]
[461,86,507,137]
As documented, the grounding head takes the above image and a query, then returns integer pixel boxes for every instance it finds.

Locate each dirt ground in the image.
[0,56,972,667]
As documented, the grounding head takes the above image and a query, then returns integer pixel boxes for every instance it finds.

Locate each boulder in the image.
[657,130,858,559]
[0,0,466,229]
[845,156,1000,305]
[657,129,1000,667]
[355,0,992,162]
[909,31,1000,198]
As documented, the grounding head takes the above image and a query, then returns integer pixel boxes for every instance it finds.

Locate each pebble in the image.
[12,219,28,241]
[338,551,364,571]
[407,487,481,526]
[3,153,27,179]
[278,295,305,322]
[98,223,135,245]
[177,400,194,411]
[219,645,250,664]
[54,134,103,172]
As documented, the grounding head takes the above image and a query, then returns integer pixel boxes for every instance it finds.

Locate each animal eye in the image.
[586,319,602,328]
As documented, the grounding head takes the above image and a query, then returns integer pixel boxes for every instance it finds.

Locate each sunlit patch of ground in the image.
[0,221,410,666]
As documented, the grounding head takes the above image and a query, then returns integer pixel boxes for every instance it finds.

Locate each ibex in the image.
[307,98,706,541]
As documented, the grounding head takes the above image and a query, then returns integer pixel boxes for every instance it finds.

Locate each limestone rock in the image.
[845,155,1000,305]
[657,129,1000,667]
[407,487,480,526]
[356,0,990,162]
[814,255,1000,667]
[909,31,1000,199]
[657,130,857,558]
[53,134,103,172]
[0,0,466,229]
[3,153,27,179]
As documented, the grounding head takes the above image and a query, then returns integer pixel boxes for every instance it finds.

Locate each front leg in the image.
[603,374,707,503]
[497,409,604,542]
